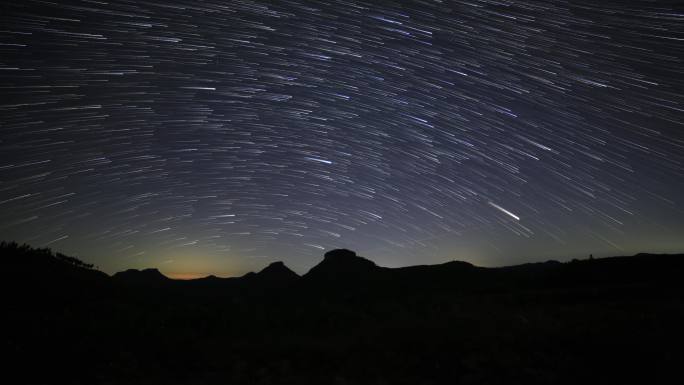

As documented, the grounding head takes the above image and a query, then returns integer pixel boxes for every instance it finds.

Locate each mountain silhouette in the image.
[2,241,109,303]
[176,261,299,291]
[304,249,380,280]
[112,268,170,286]
[5,241,684,385]
[249,261,299,286]
[6,242,684,295]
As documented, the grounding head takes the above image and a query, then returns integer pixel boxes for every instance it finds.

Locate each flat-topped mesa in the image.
[112,268,169,285]
[323,248,360,260]
[113,267,167,277]
[304,249,380,281]
[322,249,377,267]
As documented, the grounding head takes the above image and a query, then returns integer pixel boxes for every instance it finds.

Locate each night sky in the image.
[1,0,683,278]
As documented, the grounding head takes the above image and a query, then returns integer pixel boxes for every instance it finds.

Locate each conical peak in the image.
[256,260,299,279]
[259,260,291,273]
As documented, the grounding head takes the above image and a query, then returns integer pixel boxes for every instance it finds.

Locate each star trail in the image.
[1,0,683,277]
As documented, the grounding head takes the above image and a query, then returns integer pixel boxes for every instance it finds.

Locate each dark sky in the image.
[1,0,683,278]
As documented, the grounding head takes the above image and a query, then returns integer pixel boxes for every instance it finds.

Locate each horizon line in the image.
[122,250,683,281]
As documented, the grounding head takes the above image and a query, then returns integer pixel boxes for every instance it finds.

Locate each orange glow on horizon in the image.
[165,272,212,280]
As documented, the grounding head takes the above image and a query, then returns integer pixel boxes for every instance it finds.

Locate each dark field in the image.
[5,243,684,384]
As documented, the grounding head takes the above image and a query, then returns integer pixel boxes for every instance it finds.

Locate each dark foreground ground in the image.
[4,242,684,384]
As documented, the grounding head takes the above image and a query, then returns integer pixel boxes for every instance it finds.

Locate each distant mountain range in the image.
[5,240,684,385]
[4,241,684,297]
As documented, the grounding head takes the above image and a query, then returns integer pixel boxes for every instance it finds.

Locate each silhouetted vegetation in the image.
[4,242,684,384]
[2,240,93,268]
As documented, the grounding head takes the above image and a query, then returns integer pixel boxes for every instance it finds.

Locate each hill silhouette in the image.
[247,260,299,288]
[112,267,170,286]
[4,241,684,385]
[303,249,380,284]
[3,241,110,304]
